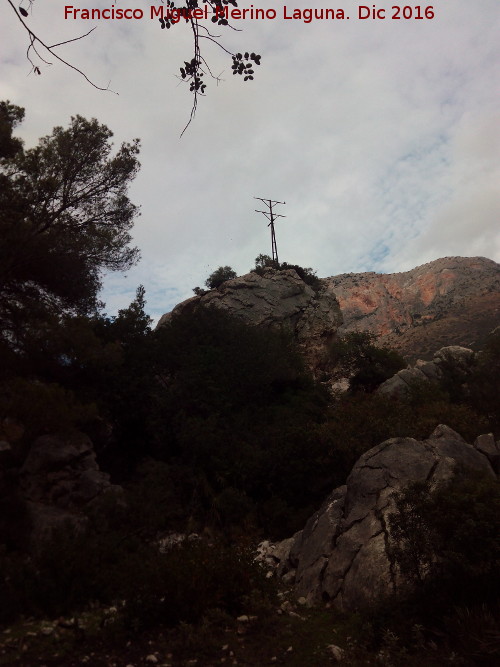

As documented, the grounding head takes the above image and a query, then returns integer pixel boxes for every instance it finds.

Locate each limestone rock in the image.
[377,345,476,397]
[20,432,110,509]
[0,441,12,453]
[14,432,122,550]
[474,433,500,473]
[157,268,342,373]
[256,537,296,576]
[275,425,495,611]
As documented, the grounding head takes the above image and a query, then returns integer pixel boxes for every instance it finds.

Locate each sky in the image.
[1,0,499,322]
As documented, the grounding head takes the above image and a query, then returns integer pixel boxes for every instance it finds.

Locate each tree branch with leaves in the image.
[158,0,261,134]
[6,0,262,134]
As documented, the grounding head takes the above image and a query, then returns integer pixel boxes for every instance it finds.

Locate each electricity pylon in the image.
[254,197,286,266]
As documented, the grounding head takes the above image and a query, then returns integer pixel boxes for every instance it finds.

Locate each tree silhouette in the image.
[0,104,140,351]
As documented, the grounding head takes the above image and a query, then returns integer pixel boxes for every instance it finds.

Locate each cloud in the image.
[2,0,498,320]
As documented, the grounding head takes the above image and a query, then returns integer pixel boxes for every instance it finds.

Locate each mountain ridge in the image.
[325,255,500,359]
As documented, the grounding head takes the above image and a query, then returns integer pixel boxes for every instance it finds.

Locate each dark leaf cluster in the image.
[157,0,261,132]
[232,52,261,80]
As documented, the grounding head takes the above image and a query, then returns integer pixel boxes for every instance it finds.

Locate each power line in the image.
[254,197,286,266]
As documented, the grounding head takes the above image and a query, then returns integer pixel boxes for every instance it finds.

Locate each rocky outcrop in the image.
[158,257,500,371]
[20,432,113,509]
[268,425,497,611]
[377,345,475,397]
[1,431,121,550]
[326,256,500,360]
[158,268,342,372]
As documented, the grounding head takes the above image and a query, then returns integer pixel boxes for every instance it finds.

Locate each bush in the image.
[0,377,97,439]
[279,262,323,291]
[329,331,407,392]
[204,266,237,289]
[251,255,323,291]
[387,472,500,614]
[354,473,500,660]
[0,511,276,629]
[468,329,500,432]
[121,541,275,632]
[252,253,275,272]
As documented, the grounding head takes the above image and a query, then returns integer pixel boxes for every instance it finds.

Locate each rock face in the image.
[271,425,497,611]
[160,257,499,368]
[20,433,112,509]
[158,268,343,371]
[0,432,120,550]
[326,256,500,360]
[377,345,475,397]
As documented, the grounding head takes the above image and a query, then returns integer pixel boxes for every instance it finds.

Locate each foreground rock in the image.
[269,425,497,611]
[158,268,342,372]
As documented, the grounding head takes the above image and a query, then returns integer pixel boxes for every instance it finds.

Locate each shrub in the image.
[121,541,276,632]
[467,329,500,432]
[204,266,237,289]
[0,378,97,439]
[329,331,406,392]
[253,253,275,272]
[251,255,323,291]
[279,262,322,291]
[356,472,500,660]
[388,472,500,610]
[0,514,276,629]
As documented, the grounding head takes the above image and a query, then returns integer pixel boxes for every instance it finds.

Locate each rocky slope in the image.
[262,425,499,611]
[325,256,500,360]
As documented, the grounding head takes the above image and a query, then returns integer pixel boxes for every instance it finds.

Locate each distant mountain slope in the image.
[325,257,500,360]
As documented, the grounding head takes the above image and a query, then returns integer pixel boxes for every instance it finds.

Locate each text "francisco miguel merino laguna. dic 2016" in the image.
[63,5,436,22]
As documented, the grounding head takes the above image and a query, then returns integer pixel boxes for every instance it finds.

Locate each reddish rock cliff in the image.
[326,257,500,360]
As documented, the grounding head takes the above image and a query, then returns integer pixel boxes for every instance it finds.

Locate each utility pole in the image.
[254,197,286,267]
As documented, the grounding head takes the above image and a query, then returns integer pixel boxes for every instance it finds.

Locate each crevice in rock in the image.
[341,512,371,534]
[335,545,363,600]
[424,458,440,482]
[375,505,397,591]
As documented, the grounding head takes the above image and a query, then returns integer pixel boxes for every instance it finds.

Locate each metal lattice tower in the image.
[254,197,286,266]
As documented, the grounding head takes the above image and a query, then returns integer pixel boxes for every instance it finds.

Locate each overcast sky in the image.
[2,0,499,321]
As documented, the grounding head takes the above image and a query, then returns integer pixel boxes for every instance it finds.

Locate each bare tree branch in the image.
[6,0,116,93]
[7,0,262,134]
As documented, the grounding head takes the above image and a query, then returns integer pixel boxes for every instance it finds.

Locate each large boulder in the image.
[14,432,122,550]
[20,432,111,508]
[157,268,342,373]
[273,425,496,611]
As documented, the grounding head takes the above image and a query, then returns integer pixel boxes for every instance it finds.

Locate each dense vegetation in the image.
[1,104,499,664]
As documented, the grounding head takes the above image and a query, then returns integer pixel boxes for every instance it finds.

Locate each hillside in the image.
[326,256,500,360]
